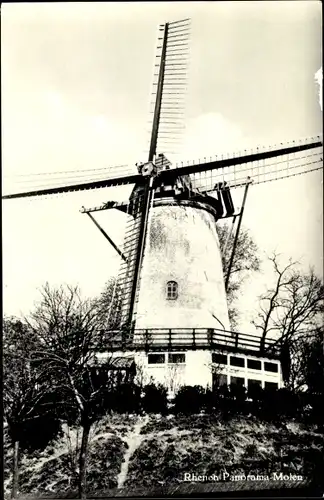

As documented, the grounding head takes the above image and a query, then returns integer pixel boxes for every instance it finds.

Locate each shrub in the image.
[9,413,63,454]
[174,385,205,414]
[258,387,300,422]
[230,383,247,410]
[109,383,141,414]
[247,384,264,417]
[301,393,323,426]
[141,384,168,414]
[244,443,258,458]
[204,388,218,412]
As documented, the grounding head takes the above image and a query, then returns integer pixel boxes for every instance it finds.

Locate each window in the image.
[264,362,279,373]
[230,356,245,368]
[148,354,165,364]
[168,353,185,364]
[166,281,178,300]
[212,353,227,365]
[247,359,262,370]
[230,376,245,386]
[265,381,278,390]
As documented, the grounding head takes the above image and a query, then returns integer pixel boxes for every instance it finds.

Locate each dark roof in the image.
[93,356,135,371]
[108,357,135,370]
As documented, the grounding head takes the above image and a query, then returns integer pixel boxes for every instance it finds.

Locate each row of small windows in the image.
[148,353,185,364]
[212,353,279,373]
[214,374,278,390]
[148,353,279,373]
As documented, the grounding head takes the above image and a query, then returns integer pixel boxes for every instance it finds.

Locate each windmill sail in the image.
[179,137,323,194]
[116,181,154,332]
[146,19,190,158]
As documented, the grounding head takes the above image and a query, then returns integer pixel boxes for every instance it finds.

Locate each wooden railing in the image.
[98,328,280,357]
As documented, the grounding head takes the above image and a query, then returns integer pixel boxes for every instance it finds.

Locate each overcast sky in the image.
[2,2,323,331]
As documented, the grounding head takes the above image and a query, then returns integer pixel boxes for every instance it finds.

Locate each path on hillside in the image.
[117,415,150,489]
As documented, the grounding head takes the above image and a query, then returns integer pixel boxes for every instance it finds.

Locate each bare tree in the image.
[3,317,59,499]
[252,254,324,385]
[217,223,260,328]
[165,363,185,395]
[26,283,123,499]
[284,327,323,392]
[301,326,324,397]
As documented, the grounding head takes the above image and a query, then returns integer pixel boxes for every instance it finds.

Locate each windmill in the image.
[3,18,323,391]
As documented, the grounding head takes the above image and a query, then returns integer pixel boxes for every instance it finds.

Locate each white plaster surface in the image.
[135,204,230,333]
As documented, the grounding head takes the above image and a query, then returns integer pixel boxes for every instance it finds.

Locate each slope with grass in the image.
[4,414,324,497]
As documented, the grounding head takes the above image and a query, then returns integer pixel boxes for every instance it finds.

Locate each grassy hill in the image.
[4,414,324,497]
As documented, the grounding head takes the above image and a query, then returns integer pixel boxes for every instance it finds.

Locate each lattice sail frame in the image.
[114,186,153,331]
[145,19,190,158]
[188,137,323,193]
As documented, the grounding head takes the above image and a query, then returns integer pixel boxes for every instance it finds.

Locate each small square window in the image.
[166,281,178,300]
[230,356,245,368]
[212,353,227,365]
[247,359,262,370]
[264,362,278,373]
[148,354,165,364]
[168,353,185,364]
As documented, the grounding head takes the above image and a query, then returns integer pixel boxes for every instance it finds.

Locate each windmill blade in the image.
[116,179,155,332]
[2,167,141,200]
[158,136,323,192]
[199,143,323,193]
[145,19,190,159]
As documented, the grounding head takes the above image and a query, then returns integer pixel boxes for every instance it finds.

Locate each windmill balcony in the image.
[97,327,280,358]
